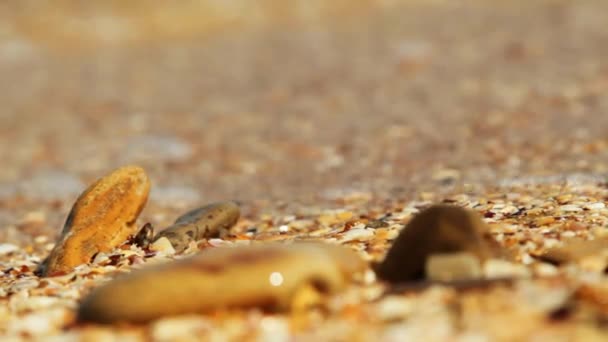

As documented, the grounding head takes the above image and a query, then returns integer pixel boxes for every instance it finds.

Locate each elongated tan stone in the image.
[77,242,365,324]
[375,205,503,283]
[154,201,240,252]
[38,166,150,277]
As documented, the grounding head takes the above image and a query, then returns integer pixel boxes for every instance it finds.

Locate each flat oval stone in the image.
[154,202,240,252]
[38,166,150,277]
[77,242,365,324]
[375,204,502,283]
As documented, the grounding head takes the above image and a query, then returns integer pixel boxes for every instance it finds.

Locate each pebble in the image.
[339,227,375,243]
[585,202,606,210]
[150,237,176,256]
[425,252,482,282]
[0,243,19,255]
[38,166,150,277]
[9,278,40,293]
[9,311,56,336]
[151,316,210,341]
[559,205,582,212]
[77,242,365,324]
[374,205,504,283]
[12,296,61,313]
[375,296,414,322]
[483,259,531,279]
[153,201,240,253]
[257,316,290,342]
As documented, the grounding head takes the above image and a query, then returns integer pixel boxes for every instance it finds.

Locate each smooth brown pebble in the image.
[39,166,150,277]
[375,204,502,283]
[77,242,365,324]
[154,201,240,252]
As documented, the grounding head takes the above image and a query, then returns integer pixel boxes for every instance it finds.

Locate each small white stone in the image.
[363,269,377,284]
[484,259,531,279]
[534,263,559,277]
[207,238,232,247]
[21,211,46,223]
[562,231,576,238]
[559,205,582,212]
[12,296,61,313]
[92,252,110,265]
[289,220,312,230]
[257,317,289,342]
[34,236,48,244]
[0,243,19,255]
[585,202,606,210]
[517,283,572,313]
[150,237,176,255]
[278,225,289,233]
[542,238,561,249]
[9,310,62,336]
[10,278,40,292]
[501,205,520,214]
[151,316,210,341]
[491,203,505,210]
[426,253,482,281]
[376,296,414,321]
[521,253,534,265]
[282,215,296,223]
[339,228,375,242]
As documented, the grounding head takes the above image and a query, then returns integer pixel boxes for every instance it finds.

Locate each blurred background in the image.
[1,0,607,208]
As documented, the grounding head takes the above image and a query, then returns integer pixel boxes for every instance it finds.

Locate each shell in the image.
[77,242,365,324]
[374,204,503,283]
[154,202,240,252]
[38,166,150,277]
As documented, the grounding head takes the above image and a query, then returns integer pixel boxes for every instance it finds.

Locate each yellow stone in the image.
[39,166,150,277]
